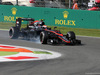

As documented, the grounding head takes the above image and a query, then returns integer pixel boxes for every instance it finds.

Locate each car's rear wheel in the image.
[40,31,48,44]
[9,27,19,39]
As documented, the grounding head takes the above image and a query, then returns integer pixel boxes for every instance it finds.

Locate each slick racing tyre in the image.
[40,31,48,44]
[66,31,76,40]
[9,27,19,39]
[66,31,76,45]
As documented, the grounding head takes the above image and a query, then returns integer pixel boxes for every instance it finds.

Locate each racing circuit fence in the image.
[0,5,100,29]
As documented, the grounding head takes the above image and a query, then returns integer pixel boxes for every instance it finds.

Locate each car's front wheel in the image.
[66,31,76,45]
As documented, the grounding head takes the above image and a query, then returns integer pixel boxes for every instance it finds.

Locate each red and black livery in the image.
[9,18,81,45]
[40,28,81,45]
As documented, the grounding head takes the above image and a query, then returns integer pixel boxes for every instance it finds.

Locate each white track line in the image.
[0,44,61,62]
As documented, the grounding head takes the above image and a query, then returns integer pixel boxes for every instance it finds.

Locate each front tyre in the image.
[9,27,19,39]
[66,31,76,45]
[66,31,76,40]
[40,31,48,44]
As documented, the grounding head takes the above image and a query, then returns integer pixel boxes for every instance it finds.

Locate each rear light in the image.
[30,0,35,3]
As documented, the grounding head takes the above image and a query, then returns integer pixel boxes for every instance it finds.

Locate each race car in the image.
[88,0,100,11]
[9,18,81,45]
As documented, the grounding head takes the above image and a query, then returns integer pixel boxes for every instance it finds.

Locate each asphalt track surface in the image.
[0,30,100,75]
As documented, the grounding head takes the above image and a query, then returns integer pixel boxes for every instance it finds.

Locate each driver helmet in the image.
[34,22,38,26]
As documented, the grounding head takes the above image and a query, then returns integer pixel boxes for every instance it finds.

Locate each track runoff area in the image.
[0,44,61,62]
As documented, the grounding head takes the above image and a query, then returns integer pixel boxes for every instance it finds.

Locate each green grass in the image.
[0,22,14,29]
[0,22,26,29]
[33,51,52,54]
[0,22,100,37]
[0,51,18,56]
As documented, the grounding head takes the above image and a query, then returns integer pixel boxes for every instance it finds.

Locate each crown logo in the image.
[11,7,17,15]
[63,11,69,19]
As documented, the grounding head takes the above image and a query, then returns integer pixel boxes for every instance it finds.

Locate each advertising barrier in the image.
[0,5,100,29]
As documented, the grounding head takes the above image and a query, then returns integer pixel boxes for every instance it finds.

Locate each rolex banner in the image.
[0,5,100,29]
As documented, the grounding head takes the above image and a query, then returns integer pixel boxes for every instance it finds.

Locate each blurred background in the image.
[0,0,97,10]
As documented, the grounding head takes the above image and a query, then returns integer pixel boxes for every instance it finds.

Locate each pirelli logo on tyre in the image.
[55,11,76,26]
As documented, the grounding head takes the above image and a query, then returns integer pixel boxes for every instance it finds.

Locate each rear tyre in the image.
[9,27,19,39]
[40,31,48,44]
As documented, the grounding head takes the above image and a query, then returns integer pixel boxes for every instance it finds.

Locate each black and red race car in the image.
[88,0,100,11]
[9,18,81,45]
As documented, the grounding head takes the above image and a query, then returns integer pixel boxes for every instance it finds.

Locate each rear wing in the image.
[15,18,34,29]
